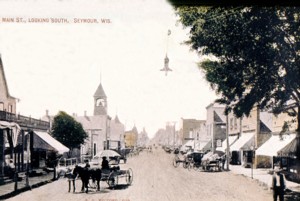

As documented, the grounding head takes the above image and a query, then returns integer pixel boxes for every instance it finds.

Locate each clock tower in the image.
[93,82,107,115]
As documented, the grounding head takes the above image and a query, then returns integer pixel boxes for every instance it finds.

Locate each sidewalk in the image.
[229,164,300,192]
[0,171,55,200]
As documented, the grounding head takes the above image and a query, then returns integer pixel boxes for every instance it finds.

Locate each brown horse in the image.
[72,165,102,193]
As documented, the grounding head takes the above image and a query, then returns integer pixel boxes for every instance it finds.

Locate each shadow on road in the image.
[109,184,130,190]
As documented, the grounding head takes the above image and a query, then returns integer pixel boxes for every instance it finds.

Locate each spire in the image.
[94,83,107,98]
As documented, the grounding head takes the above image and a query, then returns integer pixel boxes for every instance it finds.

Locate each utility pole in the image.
[226,115,230,171]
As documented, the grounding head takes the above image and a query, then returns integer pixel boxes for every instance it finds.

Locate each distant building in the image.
[137,127,149,147]
[205,102,227,152]
[124,126,138,148]
[179,118,207,151]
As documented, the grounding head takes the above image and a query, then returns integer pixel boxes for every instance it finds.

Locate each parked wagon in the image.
[201,152,223,172]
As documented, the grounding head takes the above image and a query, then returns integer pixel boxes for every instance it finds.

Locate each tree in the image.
[175,7,300,157]
[51,111,88,157]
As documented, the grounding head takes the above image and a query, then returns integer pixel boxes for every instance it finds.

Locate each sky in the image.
[0,0,218,138]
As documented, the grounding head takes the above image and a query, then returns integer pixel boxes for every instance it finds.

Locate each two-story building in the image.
[179,118,208,152]
[1,55,68,181]
[205,103,227,152]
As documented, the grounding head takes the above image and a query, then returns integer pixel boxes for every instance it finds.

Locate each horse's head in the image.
[73,165,81,176]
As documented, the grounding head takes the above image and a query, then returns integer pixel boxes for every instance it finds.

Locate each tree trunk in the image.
[296,106,300,159]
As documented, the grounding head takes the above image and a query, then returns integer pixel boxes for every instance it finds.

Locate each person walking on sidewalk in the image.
[271,166,286,201]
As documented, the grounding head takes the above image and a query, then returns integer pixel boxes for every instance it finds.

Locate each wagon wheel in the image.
[183,161,188,169]
[125,168,133,185]
[188,162,193,171]
[193,164,200,171]
[173,158,179,168]
[107,171,118,188]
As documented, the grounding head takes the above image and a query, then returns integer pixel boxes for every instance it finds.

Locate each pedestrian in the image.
[221,154,226,170]
[101,156,109,170]
[271,166,286,201]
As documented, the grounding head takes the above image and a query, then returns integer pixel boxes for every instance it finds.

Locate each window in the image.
[230,118,233,130]
[8,105,13,113]
[0,102,4,111]
[189,129,193,138]
[234,117,237,129]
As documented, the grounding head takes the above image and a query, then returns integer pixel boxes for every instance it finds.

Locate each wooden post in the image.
[0,129,4,184]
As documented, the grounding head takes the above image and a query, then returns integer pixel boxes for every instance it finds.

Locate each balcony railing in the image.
[0,110,50,131]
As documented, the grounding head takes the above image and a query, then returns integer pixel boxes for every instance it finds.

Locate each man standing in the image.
[271,166,286,201]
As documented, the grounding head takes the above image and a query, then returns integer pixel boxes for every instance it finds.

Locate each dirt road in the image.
[7,147,272,201]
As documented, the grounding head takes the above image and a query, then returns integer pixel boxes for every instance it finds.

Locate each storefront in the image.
[255,134,296,168]
[29,131,69,168]
[229,132,255,166]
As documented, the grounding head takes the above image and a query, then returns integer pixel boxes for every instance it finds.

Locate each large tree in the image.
[175,7,300,128]
[51,111,88,156]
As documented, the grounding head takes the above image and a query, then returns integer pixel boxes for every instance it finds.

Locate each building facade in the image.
[205,103,226,152]
[124,126,138,148]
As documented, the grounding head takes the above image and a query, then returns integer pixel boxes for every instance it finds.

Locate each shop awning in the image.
[216,135,238,152]
[202,140,212,151]
[195,141,211,151]
[256,134,296,157]
[0,121,21,147]
[184,140,194,148]
[278,136,300,156]
[33,131,69,154]
[230,132,255,152]
[180,140,194,151]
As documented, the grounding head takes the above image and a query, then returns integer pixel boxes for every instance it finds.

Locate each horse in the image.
[72,165,102,193]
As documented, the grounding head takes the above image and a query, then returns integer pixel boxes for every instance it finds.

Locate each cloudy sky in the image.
[0,0,218,137]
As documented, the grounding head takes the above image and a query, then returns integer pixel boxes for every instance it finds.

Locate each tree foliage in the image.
[51,111,88,153]
[176,7,300,131]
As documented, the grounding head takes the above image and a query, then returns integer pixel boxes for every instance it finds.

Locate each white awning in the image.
[0,121,21,147]
[230,132,255,151]
[34,131,70,154]
[256,134,296,157]
[184,140,194,148]
[216,135,238,152]
[195,141,211,151]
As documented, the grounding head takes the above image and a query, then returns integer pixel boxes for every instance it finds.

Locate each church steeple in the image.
[93,83,107,115]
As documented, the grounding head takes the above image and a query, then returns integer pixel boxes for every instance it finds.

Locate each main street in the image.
[7,147,272,201]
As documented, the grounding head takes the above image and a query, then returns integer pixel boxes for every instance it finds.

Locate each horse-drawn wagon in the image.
[100,167,133,188]
[70,165,133,193]
[201,151,223,172]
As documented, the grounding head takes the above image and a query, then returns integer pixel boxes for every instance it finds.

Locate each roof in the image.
[260,120,272,133]
[33,131,69,154]
[114,115,121,124]
[93,83,107,98]
[213,111,224,123]
[75,115,105,130]
[256,134,296,157]
[0,55,16,100]
[230,132,255,151]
